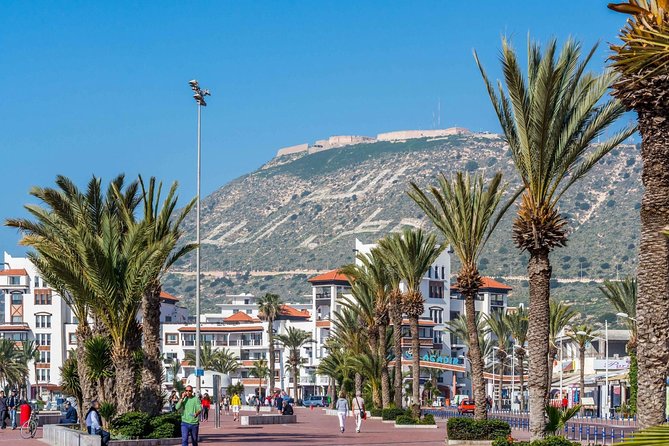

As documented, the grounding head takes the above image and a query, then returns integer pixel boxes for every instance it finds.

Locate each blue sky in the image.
[0,1,630,253]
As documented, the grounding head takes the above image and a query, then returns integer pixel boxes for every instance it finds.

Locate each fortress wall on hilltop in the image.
[276,143,309,157]
[377,127,469,141]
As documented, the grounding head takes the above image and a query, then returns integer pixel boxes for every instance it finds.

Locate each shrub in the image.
[492,436,579,446]
[110,411,151,439]
[382,407,407,420]
[147,424,177,439]
[395,415,416,425]
[447,417,511,440]
[370,408,382,417]
[419,414,435,425]
[148,413,180,438]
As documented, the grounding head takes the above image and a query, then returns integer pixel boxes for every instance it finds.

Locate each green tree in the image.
[0,339,28,390]
[20,340,40,398]
[276,327,313,400]
[547,300,577,397]
[257,293,283,397]
[608,2,669,427]
[249,359,269,400]
[184,343,239,374]
[409,171,506,419]
[568,325,599,415]
[599,278,637,414]
[132,177,196,415]
[378,228,444,418]
[476,38,633,437]
[331,306,367,396]
[59,355,83,428]
[506,307,529,411]
[485,311,512,412]
[84,336,114,404]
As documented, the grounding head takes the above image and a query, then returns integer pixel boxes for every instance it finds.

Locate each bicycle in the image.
[20,408,38,439]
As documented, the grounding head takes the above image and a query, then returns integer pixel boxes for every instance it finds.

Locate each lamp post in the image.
[577,322,609,418]
[491,346,501,411]
[189,79,210,396]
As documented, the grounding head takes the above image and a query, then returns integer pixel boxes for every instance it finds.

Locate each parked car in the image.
[303,395,328,407]
[457,399,476,414]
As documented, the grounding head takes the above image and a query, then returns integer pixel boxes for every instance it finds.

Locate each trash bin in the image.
[19,403,31,426]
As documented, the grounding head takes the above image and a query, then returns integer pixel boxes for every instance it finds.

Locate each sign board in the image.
[593,358,630,371]
[405,352,462,365]
[581,397,596,408]
[195,368,205,377]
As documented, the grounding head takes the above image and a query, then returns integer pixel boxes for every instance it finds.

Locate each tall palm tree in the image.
[84,336,113,404]
[568,325,599,415]
[59,355,83,428]
[547,300,577,397]
[130,177,196,415]
[20,340,40,399]
[0,339,28,390]
[410,171,506,419]
[475,39,633,438]
[184,342,240,374]
[378,228,444,417]
[331,306,367,396]
[506,307,529,411]
[276,326,313,400]
[486,311,512,412]
[599,278,637,413]
[249,359,269,400]
[257,293,283,397]
[6,175,140,417]
[607,3,669,426]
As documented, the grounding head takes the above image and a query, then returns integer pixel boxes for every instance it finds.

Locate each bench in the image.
[240,414,297,425]
[43,424,101,446]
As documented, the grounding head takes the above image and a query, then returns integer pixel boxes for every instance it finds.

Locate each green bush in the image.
[148,413,180,438]
[447,417,511,440]
[492,435,579,446]
[147,424,177,439]
[110,411,151,439]
[419,414,435,425]
[370,408,382,417]
[395,415,416,425]
[382,407,407,420]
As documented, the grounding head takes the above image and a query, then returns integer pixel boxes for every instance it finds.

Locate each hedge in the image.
[395,414,436,425]
[370,408,382,417]
[382,408,408,421]
[111,411,180,440]
[492,435,579,446]
[447,417,511,440]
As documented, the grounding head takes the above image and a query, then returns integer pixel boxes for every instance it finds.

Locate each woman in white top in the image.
[352,391,365,433]
[335,391,349,433]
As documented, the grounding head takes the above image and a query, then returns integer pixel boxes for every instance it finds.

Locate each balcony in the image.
[401,338,435,347]
[315,293,331,300]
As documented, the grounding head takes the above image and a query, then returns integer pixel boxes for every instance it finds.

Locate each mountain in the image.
[164,132,641,324]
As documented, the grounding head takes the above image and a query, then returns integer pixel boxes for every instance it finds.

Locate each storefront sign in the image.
[404,352,462,365]
[593,358,630,370]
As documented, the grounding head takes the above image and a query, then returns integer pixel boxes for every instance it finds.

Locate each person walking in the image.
[201,393,211,422]
[231,392,241,422]
[0,391,8,430]
[223,396,230,416]
[85,400,110,446]
[335,391,349,433]
[169,390,179,413]
[352,391,365,433]
[176,386,201,446]
[7,390,17,430]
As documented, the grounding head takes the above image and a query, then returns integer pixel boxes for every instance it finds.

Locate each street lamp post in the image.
[491,346,501,411]
[577,322,609,418]
[189,79,210,396]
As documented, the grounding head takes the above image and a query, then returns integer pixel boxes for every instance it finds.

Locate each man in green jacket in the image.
[176,386,202,446]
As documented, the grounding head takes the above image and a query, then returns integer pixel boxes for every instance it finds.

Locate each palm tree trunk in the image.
[518,351,526,412]
[527,248,551,440]
[76,323,94,430]
[389,297,403,408]
[576,347,580,416]
[410,316,420,418]
[636,109,669,429]
[546,345,557,401]
[294,366,300,401]
[464,293,487,420]
[267,320,276,397]
[139,283,163,416]
[329,377,336,409]
[378,324,391,408]
[112,343,137,414]
[355,372,363,396]
[497,354,506,411]
[368,334,381,408]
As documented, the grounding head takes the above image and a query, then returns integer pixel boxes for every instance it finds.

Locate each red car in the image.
[457,399,476,414]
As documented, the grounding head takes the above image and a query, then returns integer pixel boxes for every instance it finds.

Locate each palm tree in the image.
[249,359,269,400]
[475,38,634,438]
[599,278,637,414]
[331,306,367,395]
[276,326,313,400]
[378,228,444,417]
[568,325,599,415]
[6,175,140,416]
[170,358,184,393]
[84,336,114,404]
[607,3,669,427]
[506,307,529,411]
[131,177,196,415]
[547,300,577,397]
[0,339,28,390]
[257,293,283,397]
[60,355,83,428]
[410,171,506,419]
[184,343,240,374]
[20,341,40,399]
[486,311,512,412]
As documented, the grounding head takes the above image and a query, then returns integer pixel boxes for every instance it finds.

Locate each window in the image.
[35,292,52,305]
[68,333,77,345]
[165,333,178,345]
[246,309,252,314]
[429,308,443,324]
[34,276,40,288]
[164,316,172,323]
[233,309,239,314]
[434,266,439,279]
[9,276,20,286]
[442,266,445,279]
[244,299,250,304]
[36,334,51,346]
[35,314,52,328]
[165,352,178,361]
[11,293,22,305]
[4,332,26,341]
[39,351,51,363]
[11,316,22,323]
[37,369,50,383]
